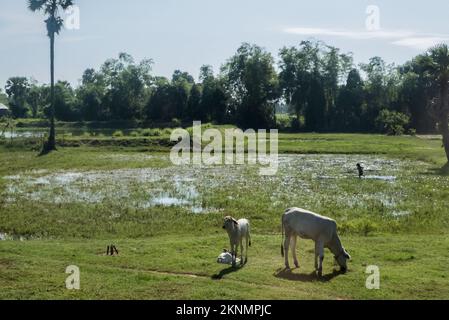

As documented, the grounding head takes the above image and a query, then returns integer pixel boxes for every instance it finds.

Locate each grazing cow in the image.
[281,208,351,276]
[222,216,252,267]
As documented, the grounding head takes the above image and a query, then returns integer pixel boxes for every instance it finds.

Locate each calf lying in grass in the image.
[222,216,252,267]
[217,249,241,265]
[281,208,351,276]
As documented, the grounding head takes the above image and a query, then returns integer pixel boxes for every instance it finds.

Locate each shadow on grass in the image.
[211,265,244,280]
[274,268,344,283]
[423,162,449,176]
[38,146,57,157]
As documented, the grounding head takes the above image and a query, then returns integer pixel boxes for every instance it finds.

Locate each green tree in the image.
[199,65,228,123]
[398,56,435,133]
[28,0,74,153]
[375,109,410,135]
[145,73,190,122]
[335,69,364,131]
[77,68,108,121]
[27,82,45,118]
[222,43,279,128]
[186,84,203,121]
[5,77,30,118]
[279,42,317,127]
[101,53,153,120]
[53,81,77,121]
[361,57,389,131]
[426,44,449,163]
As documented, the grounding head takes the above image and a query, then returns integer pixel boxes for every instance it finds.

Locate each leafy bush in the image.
[162,128,172,135]
[112,130,124,137]
[375,110,410,136]
[141,128,162,137]
[276,114,291,131]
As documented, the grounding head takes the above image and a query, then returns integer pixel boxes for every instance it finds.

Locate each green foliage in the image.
[0,90,9,105]
[141,128,162,137]
[5,77,30,118]
[275,114,291,131]
[221,43,279,128]
[376,109,410,135]
[4,40,449,138]
[112,130,124,137]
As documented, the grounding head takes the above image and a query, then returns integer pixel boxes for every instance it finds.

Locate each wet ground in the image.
[2,154,433,217]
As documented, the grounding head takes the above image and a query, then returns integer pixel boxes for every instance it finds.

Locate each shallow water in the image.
[2,131,45,139]
[364,175,396,182]
[2,154,430,216]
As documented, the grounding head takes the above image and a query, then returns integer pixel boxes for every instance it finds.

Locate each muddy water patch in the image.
[2,154,430,216]
[2,165,246,213]
[0,232,37,241]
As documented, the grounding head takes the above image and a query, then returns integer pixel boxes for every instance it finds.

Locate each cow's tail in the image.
[281,214,285,257]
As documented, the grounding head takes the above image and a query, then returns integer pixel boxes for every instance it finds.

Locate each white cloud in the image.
[283,27,449,50]
[284,27,413,40]
[391,37,449,50]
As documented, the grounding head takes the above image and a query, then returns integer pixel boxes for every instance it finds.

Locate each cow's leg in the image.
[315,240,324,277]
[284,232,291,269]
[245,235,249,264]
[240,239,244,265]
[234,244,239,267]
[291,236,299,268]
[231,241,237,267]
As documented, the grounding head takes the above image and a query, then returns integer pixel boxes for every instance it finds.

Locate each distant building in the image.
[0,103,10,117]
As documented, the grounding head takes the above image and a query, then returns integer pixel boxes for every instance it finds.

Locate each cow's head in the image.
[223,216,238,230]
[335,247,351,272]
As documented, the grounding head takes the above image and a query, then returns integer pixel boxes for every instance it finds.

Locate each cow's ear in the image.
[232,218,238,225]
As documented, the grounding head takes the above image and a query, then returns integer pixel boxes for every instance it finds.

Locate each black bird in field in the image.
[356,163,364,178]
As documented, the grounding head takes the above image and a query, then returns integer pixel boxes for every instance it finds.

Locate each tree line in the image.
[2,40,448,136]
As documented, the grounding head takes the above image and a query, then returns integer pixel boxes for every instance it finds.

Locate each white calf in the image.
[281,208,351,276]
[222,216,252,266]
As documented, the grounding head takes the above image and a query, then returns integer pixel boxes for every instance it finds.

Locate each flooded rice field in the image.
[1,154,439,216]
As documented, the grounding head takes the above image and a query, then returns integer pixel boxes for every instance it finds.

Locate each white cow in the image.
[222,216,252,267]
[281,208,351,276]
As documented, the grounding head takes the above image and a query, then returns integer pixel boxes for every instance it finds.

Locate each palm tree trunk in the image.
[44,33,57,152]
[441,84,449,163]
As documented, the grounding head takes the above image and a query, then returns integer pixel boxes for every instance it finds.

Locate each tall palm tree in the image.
[427,44,449,164]
[28,0,74,153]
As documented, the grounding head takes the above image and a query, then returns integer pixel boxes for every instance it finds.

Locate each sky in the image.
[1,0,449,89]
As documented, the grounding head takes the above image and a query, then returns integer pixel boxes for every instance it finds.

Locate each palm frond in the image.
[45,16,64,36]
[58,0,74,10]
[28,0,48,12]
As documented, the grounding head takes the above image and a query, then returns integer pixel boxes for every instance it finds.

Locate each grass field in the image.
[1,129,449,299]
